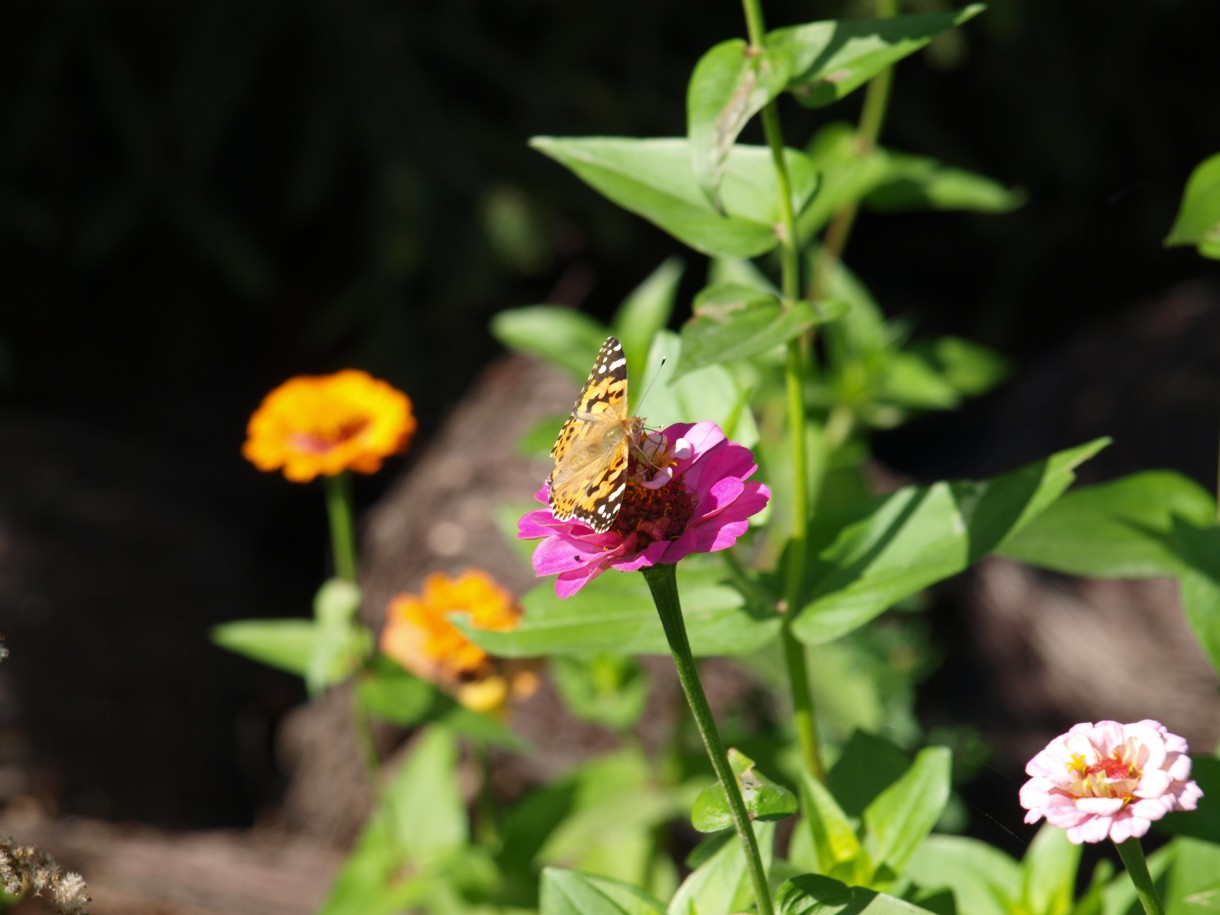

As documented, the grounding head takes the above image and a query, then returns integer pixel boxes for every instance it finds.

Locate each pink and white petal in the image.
[1136,770,1173,797]
[1076,797,1126,816]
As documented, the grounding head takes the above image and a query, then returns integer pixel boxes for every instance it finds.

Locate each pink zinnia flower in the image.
[1019,719,1203,844]
[519,421,770,597]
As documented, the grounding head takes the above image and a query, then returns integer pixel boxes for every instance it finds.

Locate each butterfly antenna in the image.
[634,355,667,416]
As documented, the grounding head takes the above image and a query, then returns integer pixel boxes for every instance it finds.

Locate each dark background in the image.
[2,0,1218,834]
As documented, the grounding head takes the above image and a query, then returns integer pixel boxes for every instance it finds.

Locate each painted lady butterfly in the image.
[547,336,645,533]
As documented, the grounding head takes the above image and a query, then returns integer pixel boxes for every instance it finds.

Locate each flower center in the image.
[289,417,370,454]
[611,447,697,544]
[1067,752,1140,801]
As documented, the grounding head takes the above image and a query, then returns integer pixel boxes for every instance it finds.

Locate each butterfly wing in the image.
[547,336,632,532]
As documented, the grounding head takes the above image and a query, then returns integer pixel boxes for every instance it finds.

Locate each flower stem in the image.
[741,0,825,783]
[324,472,359,584]
[1114,838,1166,915]
[642,563,774,915]
[809,0,898,304]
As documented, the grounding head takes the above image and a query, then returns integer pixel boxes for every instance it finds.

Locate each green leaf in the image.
[798,123,1020,239]
[863,150,1023,215]
[541,868,666,915]
[863,747,951,877]
[676,286,847,377]
[490,305,610,380]
[776,874,939,914]
[827,731,916,818]
[462,560,780,658]
[531,136,818,258]
[550,654,651,732]
[905,835,1019,915]
[612,258,684,384]
[308,578,364,695]
[210,617,370,687]
[318,728,466,915]
[1169,520,1220,676]
[792,439,1109,644]
[1166,152,1220,259]
[669,824,775,915]
[797,766,863,878]
[642,329,762,449]
[1162,838,1220,914]
[691,749,797,833]
[769,6,985,108]
[687,39,793,206]
[1020,825,1080,915]
[998,471,1215,579]
[211,618,320,676]
[533,749,692,887]
[881,336,1010,409]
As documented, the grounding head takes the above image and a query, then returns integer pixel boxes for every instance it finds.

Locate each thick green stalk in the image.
[642,564,774,915]
[324,472,359,584]
[1114,839,1166,915]
[741,0,823,781]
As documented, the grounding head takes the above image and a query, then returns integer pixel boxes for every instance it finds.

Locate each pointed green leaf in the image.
[541,867,666,915]
[863,150,1023,214]
[905,835,1019,915]
[863,747,951,876]
[797,766,863,876]
[531,136,818,258]
[1169,520,1220,676]
[769,6,985,108]
[1020,824,1080,915]
[462,560,780,657]
[827,732,915,818]
[676,285,847,377]
[1166,152,1220,259]
[669,824,775,915]
[792,439,1109,644]
[318,728,466,915]
[688,39,793,206]
[998,471,1215,579]
[776,874,939,914]
[691,749,797,833]
[210,617,370,687]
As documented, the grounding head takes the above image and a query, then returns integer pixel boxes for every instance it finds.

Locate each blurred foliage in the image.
[2,0,1218,446]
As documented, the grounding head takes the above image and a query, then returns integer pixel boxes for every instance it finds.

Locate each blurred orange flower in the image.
[243,370,415,482]
[381,569,537,714]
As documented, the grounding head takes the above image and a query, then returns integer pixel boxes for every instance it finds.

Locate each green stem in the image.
[809,0,898,304]
[742,0,824,783]
[324,472,359,584]
[351,685,383,802]
[1114,838,1166,915]
[642,564,774,915]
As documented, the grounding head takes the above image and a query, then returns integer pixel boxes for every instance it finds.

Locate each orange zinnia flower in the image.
[243,370,415,482]
[381,570,537,714]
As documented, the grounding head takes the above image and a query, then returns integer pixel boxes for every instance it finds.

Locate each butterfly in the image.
[547,336,646,533]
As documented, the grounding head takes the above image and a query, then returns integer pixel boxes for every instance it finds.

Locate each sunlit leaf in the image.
[531,136,818,258]
[768,6,985,108]
[1166,152,1220,259]
[792,440,1108,644]
[687,39,793,206]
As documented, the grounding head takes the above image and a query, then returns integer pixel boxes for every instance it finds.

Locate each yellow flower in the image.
[381,570,538,713]
[243,370,415,482]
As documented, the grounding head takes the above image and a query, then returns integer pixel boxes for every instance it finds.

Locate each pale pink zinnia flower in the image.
[519,421,770,597]
[1020,719,1203,844]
